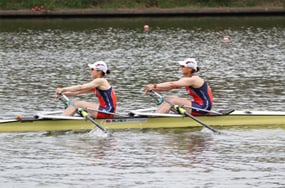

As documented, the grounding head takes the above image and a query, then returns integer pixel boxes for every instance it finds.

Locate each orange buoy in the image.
[144,25,150,31]
[16,114,23,121]
[223,36,230,43]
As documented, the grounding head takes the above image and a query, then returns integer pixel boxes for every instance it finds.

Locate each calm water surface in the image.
[0,17,285,187]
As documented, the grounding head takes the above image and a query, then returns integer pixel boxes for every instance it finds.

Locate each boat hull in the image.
[1,112,285,132]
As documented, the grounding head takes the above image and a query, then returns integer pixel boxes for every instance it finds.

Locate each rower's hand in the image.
[55,88,64,98]
[144,84,154,95]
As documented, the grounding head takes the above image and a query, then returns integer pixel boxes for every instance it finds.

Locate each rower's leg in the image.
[77,101,99,118]
[155,102,170,113]
[155,97,192,114]
[62,101,99,117]
[62,104,77,116]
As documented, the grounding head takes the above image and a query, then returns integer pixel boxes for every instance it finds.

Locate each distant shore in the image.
[0,7,284,18]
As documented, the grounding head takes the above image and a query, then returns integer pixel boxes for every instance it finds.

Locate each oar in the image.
[148,90,222,134]
[58,93,108,134]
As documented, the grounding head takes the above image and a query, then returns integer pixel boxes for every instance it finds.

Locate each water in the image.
[0,17,285,187]
[1,129,285,187]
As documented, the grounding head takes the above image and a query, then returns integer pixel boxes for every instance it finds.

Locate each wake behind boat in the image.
[0,108,285,133]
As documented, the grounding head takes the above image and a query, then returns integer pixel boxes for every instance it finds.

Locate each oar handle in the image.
[58,92,71,108]
[148,90,164,105]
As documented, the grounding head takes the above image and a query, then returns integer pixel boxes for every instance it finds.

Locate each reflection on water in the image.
[0,17,285,187]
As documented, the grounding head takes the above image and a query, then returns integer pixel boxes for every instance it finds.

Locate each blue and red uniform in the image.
[185,82,213,116]
[93,87,117,118]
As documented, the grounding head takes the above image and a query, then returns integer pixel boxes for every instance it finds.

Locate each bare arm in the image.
[144,77,200,94]
[62,88,92,97]
[56,78,107,96]
[155,78,191,91]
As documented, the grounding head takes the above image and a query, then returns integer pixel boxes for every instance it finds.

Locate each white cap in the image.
[178,58,198,71]
[88,61,108,74]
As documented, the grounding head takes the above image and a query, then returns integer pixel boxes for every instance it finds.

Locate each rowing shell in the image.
[0,109,285,133]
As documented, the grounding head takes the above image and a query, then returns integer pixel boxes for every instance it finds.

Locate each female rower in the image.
[144,58,213,116]
[55,61,117,119]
